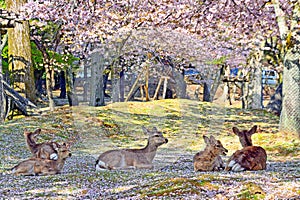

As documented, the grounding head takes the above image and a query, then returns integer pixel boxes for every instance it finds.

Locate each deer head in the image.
[232,125,257,148]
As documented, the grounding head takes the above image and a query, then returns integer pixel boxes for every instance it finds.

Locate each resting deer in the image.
[193,135,228,171]
[95,126,168,171]
[24,128,60,160]
[225,125,267,171]
[11,143,72,176]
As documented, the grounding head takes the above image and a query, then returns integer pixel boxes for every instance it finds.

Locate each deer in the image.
[11,143,72,176]
[24,128,60,160]
[95,126,168,171]
[193,135,228,172]
[225,125,267,171]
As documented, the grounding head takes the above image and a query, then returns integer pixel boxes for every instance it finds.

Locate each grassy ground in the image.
[0,99,299,199]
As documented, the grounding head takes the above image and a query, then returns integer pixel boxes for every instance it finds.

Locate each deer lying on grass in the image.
[24,128,60,160]
[11,143,71,176]
[225,125,267,171]
[193,135,228,172]
[95,126,168,171]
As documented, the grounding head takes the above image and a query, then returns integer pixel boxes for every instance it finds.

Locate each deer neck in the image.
[207,147,219,158]
[140,141,158,161]
[53,158,66,171]
[241,136,253,147]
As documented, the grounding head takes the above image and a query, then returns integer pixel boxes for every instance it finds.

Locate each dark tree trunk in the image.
[203,82,210,102]
[66,67,78,106]
[33,38,55,111]
[59,71,66,98]
[119,69,125,102]
[0,32,5,122]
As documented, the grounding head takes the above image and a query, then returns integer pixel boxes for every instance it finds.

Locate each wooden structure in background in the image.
[153,76,170,100]
[0,9,18,28]
[125,64,172,102]
[2,79,36,119]
[125,65,150,102]
[222,76,249,106]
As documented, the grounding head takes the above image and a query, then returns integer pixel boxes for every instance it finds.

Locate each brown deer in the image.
[193,135,228,172]
[11,143,72,176]
[95,126,168,170]
[24,128,60,160]
[225,125,267,171]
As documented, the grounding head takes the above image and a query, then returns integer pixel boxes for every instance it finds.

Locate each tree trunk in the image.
[6,0,36,102]
[247,52,263,109]
[209,65,225,102]
[119,69,125,102]
[89,51,104,106]
[59,71,66,98]
[241,76,249,109]
[0,32,5,122]
[111,63,121,102]
[219,65,230,104]
[174,69,186,99]
[111,75,120,102]
[66,67,78,106]
[273,0,300,136]
[280,47,300,135]
[45,64,55,111]
[203,82,210,102]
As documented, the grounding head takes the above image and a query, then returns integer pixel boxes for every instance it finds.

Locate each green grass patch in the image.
[139,177,217,197]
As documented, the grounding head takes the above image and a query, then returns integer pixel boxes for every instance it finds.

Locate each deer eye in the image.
[154,135,160,137]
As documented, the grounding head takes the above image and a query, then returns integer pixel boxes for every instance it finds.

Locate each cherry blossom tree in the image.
[21,0,299,135]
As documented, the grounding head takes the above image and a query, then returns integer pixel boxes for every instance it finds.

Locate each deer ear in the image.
[152,127,158,132]
[248,125,258,135]
[232,127,240,135]
[63,142,71,148]
[142,126,149,135]
[34,128,42,134]
[203,135,210,144]
[209,135,216,143]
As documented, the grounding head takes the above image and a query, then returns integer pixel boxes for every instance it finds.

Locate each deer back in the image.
[96,126,168,170]
[225,125,267,171]
[193,135,228,171]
